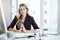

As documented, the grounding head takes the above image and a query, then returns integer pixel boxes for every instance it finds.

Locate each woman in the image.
[7,3,39,33]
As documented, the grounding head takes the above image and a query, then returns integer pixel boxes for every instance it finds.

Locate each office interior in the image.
[0,0,60,40]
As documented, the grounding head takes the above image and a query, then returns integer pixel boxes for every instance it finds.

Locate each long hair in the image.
[16,3,29,25]
[18,3,28,19]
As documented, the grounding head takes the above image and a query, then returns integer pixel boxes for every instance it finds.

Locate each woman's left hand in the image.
[20,24,26,32]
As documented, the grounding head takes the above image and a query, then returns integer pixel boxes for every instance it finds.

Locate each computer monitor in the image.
[0,1,7,34]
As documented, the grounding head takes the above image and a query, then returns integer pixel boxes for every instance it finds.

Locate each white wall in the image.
[58,0,60,35]
[48,0,57,34]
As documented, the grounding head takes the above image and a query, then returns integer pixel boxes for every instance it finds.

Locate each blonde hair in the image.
[16,3,28,25]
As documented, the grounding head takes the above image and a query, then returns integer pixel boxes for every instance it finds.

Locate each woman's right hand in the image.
[8,28,19,32]
[8,28,13,31]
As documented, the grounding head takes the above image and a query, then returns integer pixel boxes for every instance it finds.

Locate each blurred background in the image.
[0,0,60,37]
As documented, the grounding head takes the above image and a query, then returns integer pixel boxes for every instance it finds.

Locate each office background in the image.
[0,0,60,35]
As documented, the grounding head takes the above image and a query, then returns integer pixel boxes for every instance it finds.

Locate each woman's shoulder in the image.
[27,14,34,20]
[27,14,33,18]
[13,15,18,20]
[15,15,20,20]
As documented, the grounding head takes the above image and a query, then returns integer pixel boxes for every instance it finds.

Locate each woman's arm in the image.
[22,17,40,33]
[7,16,18,30]
[24,17,40,33]
[8,28,18,32]
[22,29,40,33]
[25,29,37,33]
[31,17,40,29]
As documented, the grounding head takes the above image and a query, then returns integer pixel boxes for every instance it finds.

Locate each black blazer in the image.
[7,14,39,30]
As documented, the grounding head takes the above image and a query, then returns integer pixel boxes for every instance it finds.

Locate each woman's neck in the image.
[21,14,26,22]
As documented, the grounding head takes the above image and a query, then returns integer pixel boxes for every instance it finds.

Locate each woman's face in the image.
[19,6,27,16]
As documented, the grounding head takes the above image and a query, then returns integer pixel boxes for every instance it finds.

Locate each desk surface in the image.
[1,34,60,40]
[0,34,41,40]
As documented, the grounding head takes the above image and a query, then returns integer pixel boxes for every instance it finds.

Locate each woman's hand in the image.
[8,28,19,32]
[12,29,19,32]
[24,29,40,33]
[19,24,26,32]
[8,28,13,31]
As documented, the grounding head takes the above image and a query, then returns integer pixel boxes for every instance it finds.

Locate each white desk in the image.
[1,34,60,40]
[0,33,41,40]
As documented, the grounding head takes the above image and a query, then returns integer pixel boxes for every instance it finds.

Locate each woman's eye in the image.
[20,9,25,11]
[23,9,25,10]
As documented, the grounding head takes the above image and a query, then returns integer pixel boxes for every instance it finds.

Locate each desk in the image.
[0,34,42,40]
[1,34,60,40]
[7,37,41,40]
